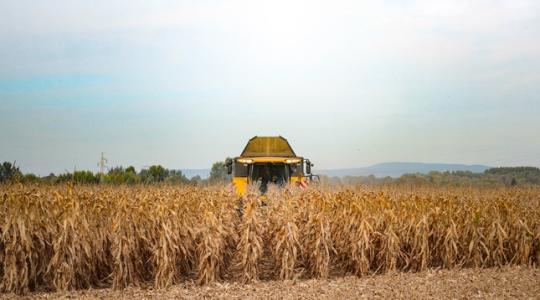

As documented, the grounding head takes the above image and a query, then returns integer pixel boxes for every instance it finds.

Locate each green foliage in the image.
[5,159,540,188]
[485,167,540,185]
[74,170,99,184]
[103,166,140,184]
[138,165,168,183]
[50,165,195,185]
[0,161,23,183]
[149,165,167,182]
[23,173,40,183]
[208,159,231,183]
[165,170,190,184]
[57,170,99,184]
[190,175,203,186]
[485,166,540,175]
[324,167,540,187]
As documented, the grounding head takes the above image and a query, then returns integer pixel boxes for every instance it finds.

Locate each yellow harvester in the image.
[226,136,316,196]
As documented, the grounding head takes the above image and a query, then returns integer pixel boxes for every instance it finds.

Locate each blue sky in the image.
[1,0,539,175]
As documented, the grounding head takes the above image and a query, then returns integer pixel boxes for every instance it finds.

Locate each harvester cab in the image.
[226,136,318,196]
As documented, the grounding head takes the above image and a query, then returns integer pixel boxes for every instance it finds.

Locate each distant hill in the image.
[318,162,491,178]
[180,169,210,179]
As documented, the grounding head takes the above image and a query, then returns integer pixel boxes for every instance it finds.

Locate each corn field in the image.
[1,184,539,294]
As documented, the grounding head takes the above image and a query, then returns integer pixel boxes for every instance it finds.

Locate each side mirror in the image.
[306,159,313,174]
[226,158,233,175]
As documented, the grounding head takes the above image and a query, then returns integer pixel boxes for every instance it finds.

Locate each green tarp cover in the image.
[240,136,296,157]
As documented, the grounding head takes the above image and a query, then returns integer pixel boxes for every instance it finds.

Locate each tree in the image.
[165,170,190,184]
[73,170,99,184]
[56,170,99,184]
[148,165,167,182]
[190,175,203,186]
[23,173,40,183]
[139,165,168,183]
[0,161,23,182]
[209,159,231,184]
[104,166,140,184]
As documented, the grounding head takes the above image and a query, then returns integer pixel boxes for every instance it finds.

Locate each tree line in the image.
[0,161,231,185]
[2,160,540,187]
[323,167,540,187]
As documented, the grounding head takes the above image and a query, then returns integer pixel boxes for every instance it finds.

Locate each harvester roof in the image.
[240,136,297,157]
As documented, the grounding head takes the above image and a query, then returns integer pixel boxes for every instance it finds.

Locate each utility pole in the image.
[98,152,108,182]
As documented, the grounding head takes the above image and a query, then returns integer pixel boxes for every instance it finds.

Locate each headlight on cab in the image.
[237,158,254,164]
[285,158,302,164]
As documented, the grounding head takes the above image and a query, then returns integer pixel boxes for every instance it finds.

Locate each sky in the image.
[1,0,539,175]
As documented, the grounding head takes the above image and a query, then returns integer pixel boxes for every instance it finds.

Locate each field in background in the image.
[1,184,539,295]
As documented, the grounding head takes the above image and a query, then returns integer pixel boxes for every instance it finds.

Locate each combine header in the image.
[226,136,317,196]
